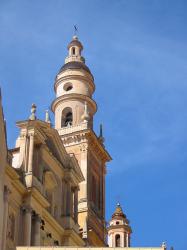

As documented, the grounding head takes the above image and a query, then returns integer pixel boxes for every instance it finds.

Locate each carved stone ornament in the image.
[29,103,37,120]
[79,144,88,152]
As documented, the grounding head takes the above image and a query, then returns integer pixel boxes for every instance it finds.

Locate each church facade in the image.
[0,36,165,250]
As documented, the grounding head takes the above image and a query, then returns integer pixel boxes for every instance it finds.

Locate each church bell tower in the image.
[51,36,111,246]
[108,203,132,247]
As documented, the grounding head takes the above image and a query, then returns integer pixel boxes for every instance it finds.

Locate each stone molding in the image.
[58,121,88,136]
[51,93,97,114]
[61,130,111,162]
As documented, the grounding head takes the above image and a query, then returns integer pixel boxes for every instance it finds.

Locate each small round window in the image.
[64,82,73,91]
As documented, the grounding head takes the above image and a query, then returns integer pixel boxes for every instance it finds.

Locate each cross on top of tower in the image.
[74,25,78,36]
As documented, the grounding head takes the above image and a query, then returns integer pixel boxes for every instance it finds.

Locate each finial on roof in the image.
[81,102,90,123]
[29,103,37,120]
[161,242,167,249]
[112,202,127,220]
[73,35,78,40]
[99,123,103,137]
[115,202,122,212]
[45,110,51,124]
[99,123,105,143]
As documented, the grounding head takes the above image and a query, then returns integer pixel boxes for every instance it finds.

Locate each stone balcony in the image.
[58,122,88,136]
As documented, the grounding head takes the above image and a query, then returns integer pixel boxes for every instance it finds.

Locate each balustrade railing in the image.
[58,122,88,136]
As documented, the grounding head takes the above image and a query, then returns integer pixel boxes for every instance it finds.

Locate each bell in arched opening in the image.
[61,108,73,127]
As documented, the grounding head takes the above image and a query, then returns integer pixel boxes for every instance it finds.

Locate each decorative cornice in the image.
[62,229,85,246]
[61,129,111,162]
[107,224,132,233]
[56,67,94,81]
[28,187,50,209]
[51,93,97,114]
[5,165,26,195]
[42,209,65,235]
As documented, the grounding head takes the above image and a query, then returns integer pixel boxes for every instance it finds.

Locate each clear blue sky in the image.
[0,1,187,249]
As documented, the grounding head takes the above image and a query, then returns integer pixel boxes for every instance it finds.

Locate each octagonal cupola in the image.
[65,35,85,64]
[108,203,132,247]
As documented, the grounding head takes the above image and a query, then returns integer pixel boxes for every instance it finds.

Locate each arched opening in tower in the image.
[72,47,75,55]
[115,234,121,247]
[61,107,73,127]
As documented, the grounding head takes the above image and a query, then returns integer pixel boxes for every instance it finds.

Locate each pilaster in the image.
[73,188,78,223]
[32,213,41,246]
[22,206,32,246]
[25,133,34,188]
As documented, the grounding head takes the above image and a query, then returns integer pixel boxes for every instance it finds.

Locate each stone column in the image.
[22,206,32,246]
[74,188,78,223]
[2,186,10,250]
[66,183,71,216]
[32,214,41,246]
[70,187,74,217]
[25,134,34,187]
[61,180,67,216]
[121,232,124,247]
[28,134,34,173]
[126,233,129,247]
[112,233,115,247]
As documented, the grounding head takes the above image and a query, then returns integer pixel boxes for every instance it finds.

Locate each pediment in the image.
[37,125,70,167]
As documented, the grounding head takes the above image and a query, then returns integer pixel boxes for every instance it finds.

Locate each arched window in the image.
[115,234,121,247]
[61,107,73,127]
[72,47,75,55]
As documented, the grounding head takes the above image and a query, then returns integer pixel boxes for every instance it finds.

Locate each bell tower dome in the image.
[51,36,111,246]
[108,203,132,247]
[52,35,96,130]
